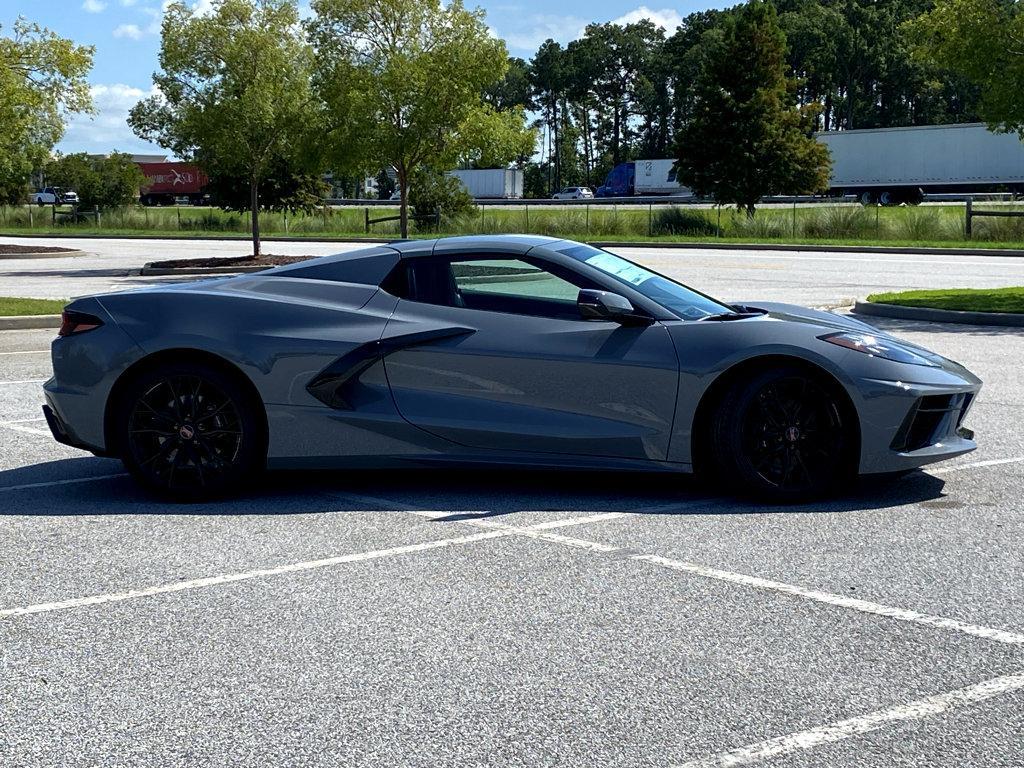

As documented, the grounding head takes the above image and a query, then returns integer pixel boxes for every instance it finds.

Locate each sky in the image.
[1,0,725,157]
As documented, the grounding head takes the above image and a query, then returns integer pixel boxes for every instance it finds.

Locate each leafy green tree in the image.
[129,0,324,256]
[204,156,330,213]
[905,0,1024,135]
[46,152,145,209]
[675,0,830,215]
[309,0,535,237]
[485,57,533,112]
[0,19,93,203]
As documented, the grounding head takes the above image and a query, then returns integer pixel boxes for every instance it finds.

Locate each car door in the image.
[381,252,680,461]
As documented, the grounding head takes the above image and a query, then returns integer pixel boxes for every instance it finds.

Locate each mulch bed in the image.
[0,244,79,255]
[148,254,318,269]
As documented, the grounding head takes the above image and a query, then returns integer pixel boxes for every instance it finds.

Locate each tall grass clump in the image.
[799,205,873,239]
[652,206,720,236]
[728,211,789,239]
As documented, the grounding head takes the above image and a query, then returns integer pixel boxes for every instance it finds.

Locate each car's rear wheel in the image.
[115,362,264,499]
[711,366,853,501]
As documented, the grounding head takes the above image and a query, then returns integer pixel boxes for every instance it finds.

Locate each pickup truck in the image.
[32,187,79,206]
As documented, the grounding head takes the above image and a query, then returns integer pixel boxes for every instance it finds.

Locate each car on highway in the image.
[42,235,981,501]
[552,186,594,200]
[32,187,79,206]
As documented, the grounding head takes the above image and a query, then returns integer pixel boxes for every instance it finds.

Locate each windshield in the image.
[555,243,735,320]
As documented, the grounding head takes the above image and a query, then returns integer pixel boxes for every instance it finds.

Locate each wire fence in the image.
[2,199,1024,244]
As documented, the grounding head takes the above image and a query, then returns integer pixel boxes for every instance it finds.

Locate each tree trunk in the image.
[397,166,409,239]
[250,177,261,257]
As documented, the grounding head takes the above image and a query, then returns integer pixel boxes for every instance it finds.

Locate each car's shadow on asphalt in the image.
[851,314,1024,338]
[0,456,948,519]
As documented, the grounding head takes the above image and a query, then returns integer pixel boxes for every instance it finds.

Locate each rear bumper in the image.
[41,400,111,456]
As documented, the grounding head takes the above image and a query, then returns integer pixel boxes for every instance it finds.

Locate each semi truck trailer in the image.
[595,123,1024,203]
[448,168,524,199]
[138,162,210,206]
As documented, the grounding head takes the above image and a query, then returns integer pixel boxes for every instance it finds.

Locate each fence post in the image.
[792,198,797,237]
[717,204,722,236]
[95,205,101,228]
[435,207,441,232]
[284,210,288,234]
[648,203,653,237]
[177,207,181,230]
[28,204,32,228]
[965,199,973,239]
[52,204,56,226]
[586,204,590,234]
[525,204,529,231]
[480,206,485,231]
[364,207,370,233]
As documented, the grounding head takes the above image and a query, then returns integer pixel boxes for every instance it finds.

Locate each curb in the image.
[140,264,268,276]
[0,250,84,260]
[3,231,1024,257]
[852,300,1024,327]
[0,314,61,330]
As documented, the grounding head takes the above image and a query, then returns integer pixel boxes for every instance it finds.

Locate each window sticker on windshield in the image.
[585,253,652,286]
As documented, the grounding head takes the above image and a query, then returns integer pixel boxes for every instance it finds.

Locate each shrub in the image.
[652,206,720,236]
[409,169,477,231]
[799,206,872,239]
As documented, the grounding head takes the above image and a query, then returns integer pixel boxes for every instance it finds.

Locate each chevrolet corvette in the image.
[42,235,981,500]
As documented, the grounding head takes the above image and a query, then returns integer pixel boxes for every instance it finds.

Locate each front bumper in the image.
[856,377,980,474]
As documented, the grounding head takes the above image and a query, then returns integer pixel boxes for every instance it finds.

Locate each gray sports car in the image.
[43,235,980,500]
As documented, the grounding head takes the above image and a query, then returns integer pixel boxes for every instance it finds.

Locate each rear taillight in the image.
[58,310,103,337]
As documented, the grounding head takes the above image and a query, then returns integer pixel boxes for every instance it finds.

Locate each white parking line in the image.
[0,473,129,493]
[0,422,51,437]
[931,456,1024,475]
[0,528,511,619]
[0,379,46,385]
[335,490,1024,646]
[689,671,1024,767]
[633,554,1024,645]
[0,350,49,356]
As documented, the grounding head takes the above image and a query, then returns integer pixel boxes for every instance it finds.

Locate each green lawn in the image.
[867,287,1024,314]
[0,201,1022,250]
[0,297,66,316]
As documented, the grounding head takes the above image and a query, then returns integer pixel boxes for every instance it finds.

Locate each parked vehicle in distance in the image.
[32,187,78,206]
[597,124,1024,203]
[44,235,980,502]
[137,162,210,206]
[448,168,523,199]
[553,186,594,200]
[818,123,1024,205]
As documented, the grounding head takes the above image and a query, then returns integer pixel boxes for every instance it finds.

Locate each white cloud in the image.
[57,83,167,157]
[608,6,684,32]
[498,14,588,52]
[82,0,107,12]
[112,24,144,40]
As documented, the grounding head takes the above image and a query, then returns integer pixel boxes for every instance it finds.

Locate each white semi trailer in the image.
[818,123,1024,204]
[448,168,524,199]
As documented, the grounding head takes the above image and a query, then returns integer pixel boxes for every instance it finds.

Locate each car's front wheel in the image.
[711,366,854,501]
[115,361,265,499]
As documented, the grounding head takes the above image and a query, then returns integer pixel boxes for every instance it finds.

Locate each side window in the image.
[406,256,597,320]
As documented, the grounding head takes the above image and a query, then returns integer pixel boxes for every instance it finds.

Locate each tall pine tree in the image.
[674,0,830,215]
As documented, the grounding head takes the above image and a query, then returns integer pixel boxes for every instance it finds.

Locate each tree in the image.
[309,0,535,237]
[129,0,323,256]
[46,152,145,209]
[0,19,93,203]
[204,156,330,213]
[905,0,1024,135]
[674,0,830,215]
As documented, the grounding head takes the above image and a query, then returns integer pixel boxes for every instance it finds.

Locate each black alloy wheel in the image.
[118,363,263,498]
[712,367,852,501]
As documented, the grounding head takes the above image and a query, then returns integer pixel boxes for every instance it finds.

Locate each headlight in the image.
[820,332,938,367]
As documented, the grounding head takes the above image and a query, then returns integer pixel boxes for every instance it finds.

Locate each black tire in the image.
[711,366,854,502]
[115,361,265,500]
[36,197,44,207]
[859,191,875,206]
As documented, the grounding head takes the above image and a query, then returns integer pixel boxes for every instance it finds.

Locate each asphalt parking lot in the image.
[1,310,1023,765]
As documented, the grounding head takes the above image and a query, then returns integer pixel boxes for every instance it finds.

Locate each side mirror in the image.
[577,289,652,325]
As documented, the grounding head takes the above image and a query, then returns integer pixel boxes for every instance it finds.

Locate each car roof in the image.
[389,234,565,257]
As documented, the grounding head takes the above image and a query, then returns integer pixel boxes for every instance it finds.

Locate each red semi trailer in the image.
[138,162,210,206]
